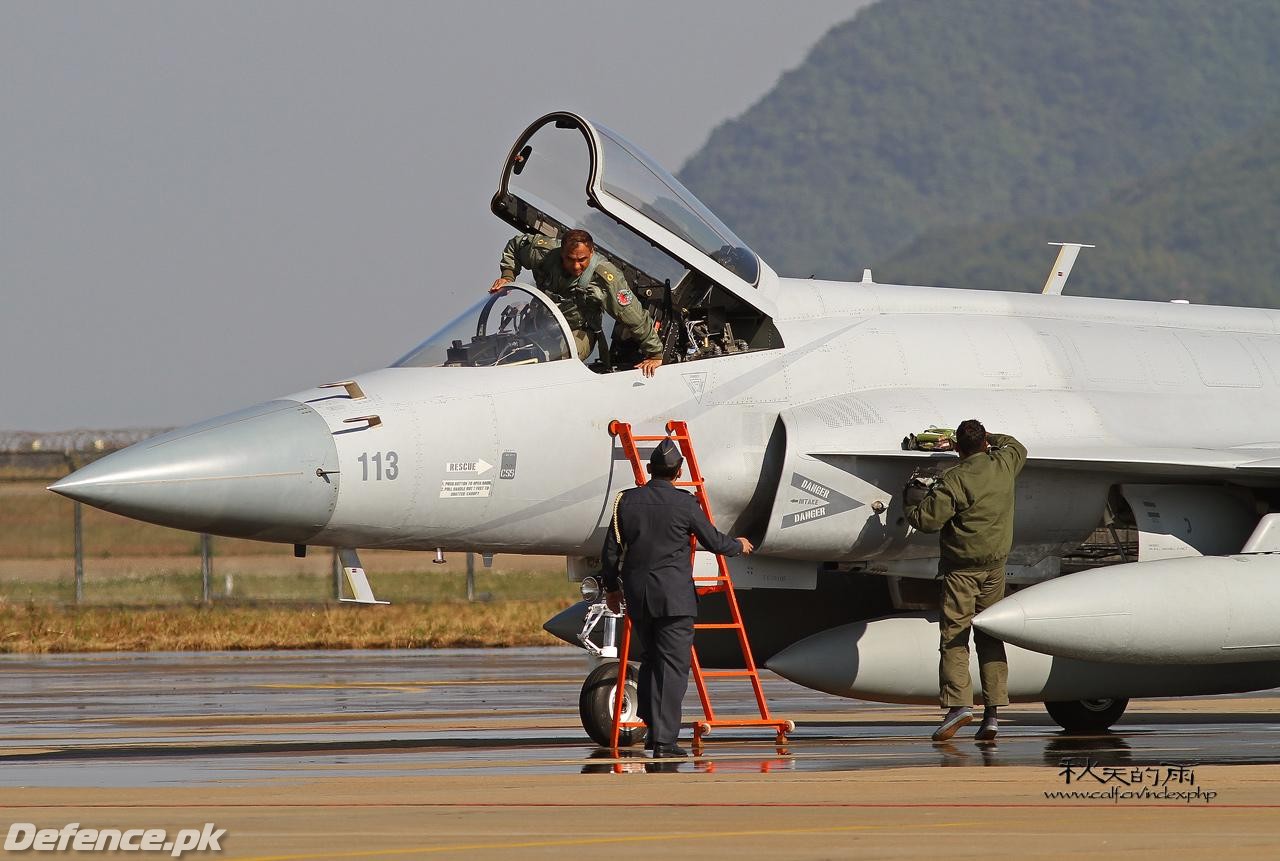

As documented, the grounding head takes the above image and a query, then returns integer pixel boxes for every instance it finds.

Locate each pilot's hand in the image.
[737,537,754,555]
[903,481,930,508]
[489,276,512,294]
[636,356,662,377]
[605,589,623,613]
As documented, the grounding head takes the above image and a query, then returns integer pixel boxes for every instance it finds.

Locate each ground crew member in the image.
[904,420,1027,742]
[600,439,753,757]
[489,228,664,377]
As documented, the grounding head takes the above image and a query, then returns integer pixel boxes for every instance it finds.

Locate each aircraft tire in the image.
[1044,697,1129,733]
[579,661,646,748]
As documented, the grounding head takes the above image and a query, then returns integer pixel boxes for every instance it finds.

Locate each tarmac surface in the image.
[2,648,1279,859]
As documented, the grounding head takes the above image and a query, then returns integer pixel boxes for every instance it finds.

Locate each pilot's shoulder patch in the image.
[616,290,631,306]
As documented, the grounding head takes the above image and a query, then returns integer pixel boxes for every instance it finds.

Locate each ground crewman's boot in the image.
[975,707,999,741]
[931,706,973,742]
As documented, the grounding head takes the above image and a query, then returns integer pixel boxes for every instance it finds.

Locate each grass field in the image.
[0,564,576,604]
[0,600,574,653]
[0,474,580,651]
[3,478,302,558]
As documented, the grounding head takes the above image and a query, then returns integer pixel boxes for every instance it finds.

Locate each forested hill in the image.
[876,117,1280,307]
[678,0,1280,288]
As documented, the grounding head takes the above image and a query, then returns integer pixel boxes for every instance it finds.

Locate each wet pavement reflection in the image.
[2,649,1277,787]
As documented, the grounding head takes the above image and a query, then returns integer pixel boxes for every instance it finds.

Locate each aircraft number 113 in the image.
[357,451,399,481]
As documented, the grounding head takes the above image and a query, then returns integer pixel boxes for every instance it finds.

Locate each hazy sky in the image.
[2,1,872,430]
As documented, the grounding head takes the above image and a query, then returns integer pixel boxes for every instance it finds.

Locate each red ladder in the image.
[607,419,793,750]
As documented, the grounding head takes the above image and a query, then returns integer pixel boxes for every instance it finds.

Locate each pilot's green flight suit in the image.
[499,233,663,362]
[905,433,1027,709]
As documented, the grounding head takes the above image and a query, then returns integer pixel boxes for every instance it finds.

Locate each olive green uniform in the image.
[905,433,1027,708]
[499,233,663,361]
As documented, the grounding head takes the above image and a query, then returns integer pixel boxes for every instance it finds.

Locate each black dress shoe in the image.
[650,744,689,758]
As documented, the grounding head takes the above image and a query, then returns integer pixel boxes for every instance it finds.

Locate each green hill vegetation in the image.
[678,0,1280,291]
[876,117,1280,307]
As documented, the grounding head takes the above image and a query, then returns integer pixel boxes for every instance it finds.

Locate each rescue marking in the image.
[780,473,862,528]
[445,459,493,475]
[439,479,492,499]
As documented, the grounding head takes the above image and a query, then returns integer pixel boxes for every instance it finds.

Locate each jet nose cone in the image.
[972,597,1027,641]
[49,400,339,543]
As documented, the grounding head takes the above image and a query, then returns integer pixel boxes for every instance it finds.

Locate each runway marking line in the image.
[258,679,581,690]
[6,802,1278,810]
[232,821,972,861]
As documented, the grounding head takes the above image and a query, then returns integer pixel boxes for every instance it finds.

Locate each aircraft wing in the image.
[812,446,1280,478]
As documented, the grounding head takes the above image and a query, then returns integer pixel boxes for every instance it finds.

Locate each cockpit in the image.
[395,285,574,368]
[395,112,781,371]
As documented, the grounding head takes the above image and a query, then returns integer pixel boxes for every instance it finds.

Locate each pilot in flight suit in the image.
[600,439,752,757]
[490,229,664,375]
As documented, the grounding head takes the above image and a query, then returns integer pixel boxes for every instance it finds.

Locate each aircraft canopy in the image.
[396,114,783,372]
[492,112,760,293]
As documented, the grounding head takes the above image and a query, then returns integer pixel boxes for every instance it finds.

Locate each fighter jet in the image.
[51,111,1280,742]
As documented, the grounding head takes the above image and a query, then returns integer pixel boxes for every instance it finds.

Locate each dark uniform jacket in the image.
[905,433,1028,568]
[600,479,742,617]
[499,233,663,357]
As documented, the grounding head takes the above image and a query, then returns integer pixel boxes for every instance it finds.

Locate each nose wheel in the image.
[579,660,646,747]
[1045,697,1129,733]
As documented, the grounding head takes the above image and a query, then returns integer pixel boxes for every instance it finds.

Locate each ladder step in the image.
[699,670,756,678]
[695,719,791,729]
[694,623,742,630]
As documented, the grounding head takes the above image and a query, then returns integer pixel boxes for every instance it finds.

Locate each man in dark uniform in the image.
[600,439,753,757]
[489,228,664,377]
[904,419,1027,742]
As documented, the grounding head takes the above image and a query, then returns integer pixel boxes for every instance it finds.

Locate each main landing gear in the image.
[1045,697,1129,732]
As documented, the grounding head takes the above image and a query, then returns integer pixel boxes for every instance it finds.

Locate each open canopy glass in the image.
[399,111,787,374]
[594,123,758,284]
[492,112,760,292]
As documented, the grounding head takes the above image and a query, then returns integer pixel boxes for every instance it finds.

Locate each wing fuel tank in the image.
[766,611,1280,703]
[973,554,1280,664]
